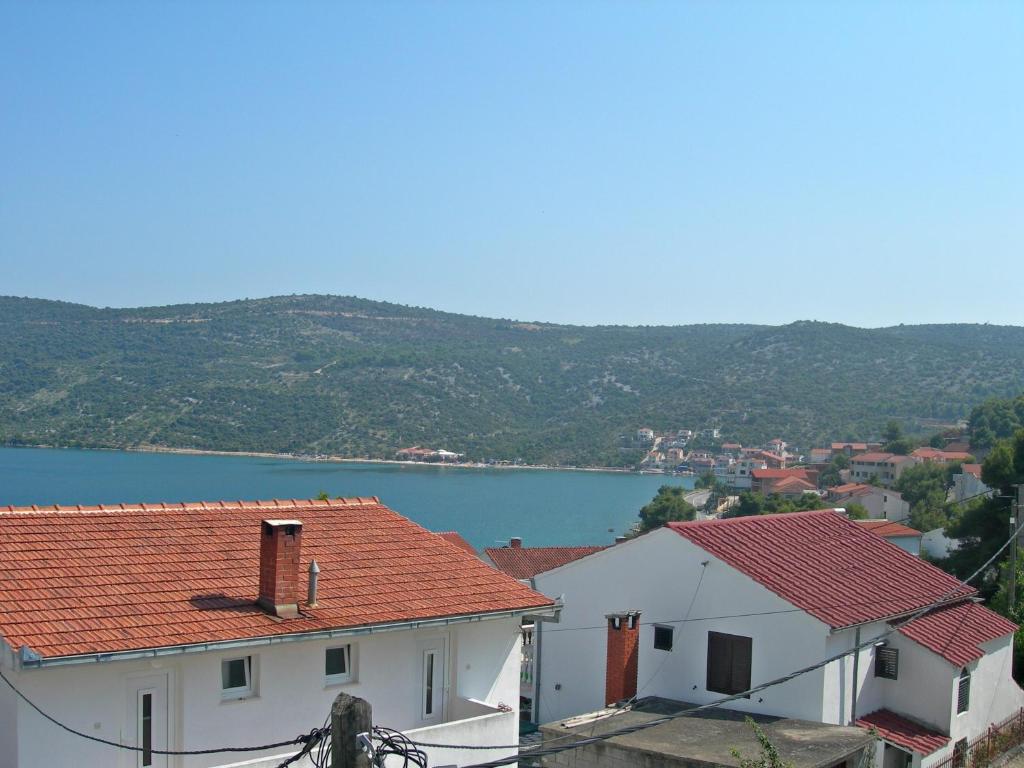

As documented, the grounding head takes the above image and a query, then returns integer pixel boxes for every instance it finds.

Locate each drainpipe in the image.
[851,627,861,724]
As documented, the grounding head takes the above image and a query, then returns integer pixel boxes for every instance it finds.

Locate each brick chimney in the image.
[605,611,640,705]
[258,519,302,618]
[510,537,522,549]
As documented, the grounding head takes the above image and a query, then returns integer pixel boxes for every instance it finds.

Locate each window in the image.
[422,649,439,718]
[221,656,253,699]
[953,739,968,768]
[957,667,970,714]
[654,625,674,652]
[707,631,752,696]
[325,644,354,685]
[874,646,899,680]
[139,691,153,767]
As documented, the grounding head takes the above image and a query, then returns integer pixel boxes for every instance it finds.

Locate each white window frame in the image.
[221,656,254,700]
[325,644,356,686]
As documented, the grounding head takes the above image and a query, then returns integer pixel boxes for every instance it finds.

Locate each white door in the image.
[128,674,169,768]
[417,636,449,725]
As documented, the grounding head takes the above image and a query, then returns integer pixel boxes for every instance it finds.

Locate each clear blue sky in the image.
[2,1,1021,327]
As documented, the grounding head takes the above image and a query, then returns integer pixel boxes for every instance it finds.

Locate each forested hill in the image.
[2,295,1023,466]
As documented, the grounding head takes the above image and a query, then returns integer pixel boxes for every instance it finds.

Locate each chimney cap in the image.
[263,519,303,527]
[309,559,320,574]
[510,537,523,548]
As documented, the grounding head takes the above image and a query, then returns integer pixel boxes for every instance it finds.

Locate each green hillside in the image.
[2,295,1022,466]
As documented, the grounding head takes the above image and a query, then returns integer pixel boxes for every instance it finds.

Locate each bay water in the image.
[0,447,693,549]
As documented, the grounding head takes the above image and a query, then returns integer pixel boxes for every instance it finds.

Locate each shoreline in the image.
[3,443,660,476]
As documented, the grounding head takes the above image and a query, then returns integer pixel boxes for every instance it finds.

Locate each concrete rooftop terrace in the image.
[539,698,875,768]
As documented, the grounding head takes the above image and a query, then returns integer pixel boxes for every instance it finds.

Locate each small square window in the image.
[653,625,674,652]
[326,645,355,685]
[874,646,898,680]
[221,656,253,699]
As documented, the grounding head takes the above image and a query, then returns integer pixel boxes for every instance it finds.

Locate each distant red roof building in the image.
[0,498,553,660]
[666,509,974,629]
[436,531,479,557]
[485,541,608,580]
[854,519,921,539]
[911,447,975,463]
[751,467,818,494]
[856,709,950,756]
[962,463,984,479]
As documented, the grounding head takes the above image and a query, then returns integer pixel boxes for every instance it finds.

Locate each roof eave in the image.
[17,602,558,670]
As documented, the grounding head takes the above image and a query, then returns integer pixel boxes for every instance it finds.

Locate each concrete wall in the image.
[3,616,523,768]
[533,528,831,725]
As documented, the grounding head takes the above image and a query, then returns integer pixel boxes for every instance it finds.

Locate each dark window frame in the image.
[653,625,674,652]
[707,631,752,696]
[957,667,971,714]
[874,646,899,680]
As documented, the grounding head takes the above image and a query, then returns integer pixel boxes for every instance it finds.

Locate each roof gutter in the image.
[17,602,559,670]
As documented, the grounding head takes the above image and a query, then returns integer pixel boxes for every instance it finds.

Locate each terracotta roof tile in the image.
[898,600,1017,667]
[854,520,922,538]
[436,531,478,557]
[667,510,973,628]
[0,498,553,659]
[484,545,607,579]
[857,709,950,755]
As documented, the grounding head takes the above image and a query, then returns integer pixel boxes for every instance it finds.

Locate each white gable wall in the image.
[3,617,524,768]
[533,528,831,724]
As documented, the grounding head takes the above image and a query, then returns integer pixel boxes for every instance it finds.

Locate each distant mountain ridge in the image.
[2,294,1022,466]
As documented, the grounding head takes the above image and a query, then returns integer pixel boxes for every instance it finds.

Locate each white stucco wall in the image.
[533,528,831,725]
[2,617,524,768]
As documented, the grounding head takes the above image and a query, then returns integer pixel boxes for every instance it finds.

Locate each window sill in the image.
[220,691,257,703]
[325,677,356,689]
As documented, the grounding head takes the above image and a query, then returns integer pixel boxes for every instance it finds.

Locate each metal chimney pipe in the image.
[307,559,320,607]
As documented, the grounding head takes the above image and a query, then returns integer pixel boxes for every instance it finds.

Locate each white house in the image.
[530,509,1022,768]
[952,464,992,504]
[849,453,917,487]
[0,497,556,768]
[854,519,923,557]
[830,483,911,522]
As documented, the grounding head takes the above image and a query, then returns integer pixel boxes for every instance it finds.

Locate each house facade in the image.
[529,510,1021,768]
[0,498,555,768]
[850,453,916,487]
[829,483,911,522]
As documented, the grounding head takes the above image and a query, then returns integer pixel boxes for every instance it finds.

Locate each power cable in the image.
[0,666,323,758]
[454,512,1024,768]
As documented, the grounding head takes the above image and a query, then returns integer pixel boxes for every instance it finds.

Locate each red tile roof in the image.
[436,531,478,557]
[484,545,608,579]
[961,464,983,478]
[912,448,974,462]
[0,498,553,659]
[829,483,882,497]
[751,468,810,480]
[898,600,1017,667]
[856,709,950,756]
[854,520,922,538]
[667,510,973,629]
[832,443,868,451]
[766,476,817,494]
[852,452,902,463]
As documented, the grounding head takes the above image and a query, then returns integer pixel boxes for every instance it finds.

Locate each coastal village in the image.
[2,412,1023,768]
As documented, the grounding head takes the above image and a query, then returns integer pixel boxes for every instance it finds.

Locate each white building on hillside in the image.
[530,510,1022,768]
[829,483,911,522]
[0,497,555,768]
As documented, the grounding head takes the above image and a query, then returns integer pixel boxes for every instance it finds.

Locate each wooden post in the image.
[332,692,372,768]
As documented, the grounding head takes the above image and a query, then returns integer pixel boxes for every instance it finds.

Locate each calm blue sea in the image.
[0,447,692,548]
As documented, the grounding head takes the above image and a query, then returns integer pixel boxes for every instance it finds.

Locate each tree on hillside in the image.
[969,395,1024,451]
[637,485,696,532]
[882,420,915,455]
[818,454,850,488]
[894,462,960,531]
[723,492,824,519]
[944,428,1024,598]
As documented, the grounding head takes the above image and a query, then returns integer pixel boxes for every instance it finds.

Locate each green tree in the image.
[637,485,697,532]
[895,462,958,531]
[845,502,869,520]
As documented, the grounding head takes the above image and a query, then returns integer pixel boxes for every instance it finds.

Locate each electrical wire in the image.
[454,512,1024,768]
[0,666,321,757]
[372,726,429,767]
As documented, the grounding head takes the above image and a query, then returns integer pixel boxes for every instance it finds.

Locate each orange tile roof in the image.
[667,510,973,629]
[484,545,608,579]
[751,468,810,480]
[0,498,553,660]
[436,531,478,557]
[962,463,983,478]
[898,600,1017,667]
[854,520,921,538]
[857,709,950,756]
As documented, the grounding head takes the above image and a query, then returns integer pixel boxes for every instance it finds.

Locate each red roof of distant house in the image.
[751,468,810,480]
[898,600,1017,667]
[766,476,817,494]
[0,498,553,659]
[829,483,883,498]
[436,531,478,557]
[912,447,974,462]
[721,443,742,450]
[667,510,973,629]
[962,464,983,478]
[852,452,907,463]
[854,520,921,538]
[485,544,608,579]
[856,709,950,756]
[832,443,868,451]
